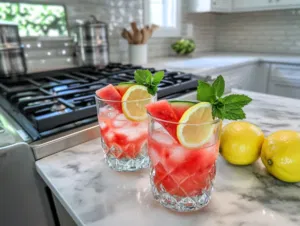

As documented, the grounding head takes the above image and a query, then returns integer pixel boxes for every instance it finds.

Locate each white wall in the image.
[4,0,300,72]
[216,9,300,54]
[7,0,215,71]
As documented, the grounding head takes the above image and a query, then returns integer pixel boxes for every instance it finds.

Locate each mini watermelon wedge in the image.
[169,100,197,119]
[115,82,135,96]
[96,84,122,112]
[146,100,179,141]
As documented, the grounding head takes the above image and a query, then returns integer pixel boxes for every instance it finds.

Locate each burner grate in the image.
[0,63,199,140]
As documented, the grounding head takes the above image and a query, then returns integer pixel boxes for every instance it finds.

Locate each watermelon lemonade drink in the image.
[146,75,252,211]
[95,70,163,171]
[147,100,221,211]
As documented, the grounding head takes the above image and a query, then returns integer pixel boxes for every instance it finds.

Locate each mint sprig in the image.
[134,69,164,95]
[197,75,252,120]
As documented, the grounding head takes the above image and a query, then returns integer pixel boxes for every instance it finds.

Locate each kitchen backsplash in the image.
[10,0,215,72]
[4,0,300,72]
[215,9,300,54]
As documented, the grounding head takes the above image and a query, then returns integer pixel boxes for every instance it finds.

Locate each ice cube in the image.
[135,122,148,131]
[99,121,107,130]
[112,114,130,127]
[149,148,160,165]
[169,146,186,163]
[107,110,118,118]
[115,114,127,121]
[112,120,129,128]
[152,131,174,145]
[105,131,115,142]
[99,106,109,113]
[114,126,147,141]
[99,105,118,118]
[116,128,136,140]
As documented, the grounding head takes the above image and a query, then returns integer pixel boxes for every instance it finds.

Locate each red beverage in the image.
[95,83,155,171]
[146,100,222,211]
[99,105,148,159]
[148,128,219,197]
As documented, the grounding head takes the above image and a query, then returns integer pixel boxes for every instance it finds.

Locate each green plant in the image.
[0,2,68,36]
[171,39,196,55]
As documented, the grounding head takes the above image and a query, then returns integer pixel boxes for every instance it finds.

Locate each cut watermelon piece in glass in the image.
[115,83,135,96]
[96,84,122,112]
[146,100,179,141]
[169,100,197,119]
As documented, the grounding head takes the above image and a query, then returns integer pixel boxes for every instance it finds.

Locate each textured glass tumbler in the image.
[148,114,221,212]
[95,95,155,171]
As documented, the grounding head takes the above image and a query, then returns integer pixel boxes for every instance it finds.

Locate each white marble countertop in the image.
[36,90,300,226]
[27,51,300,75]
[145,52,300,77]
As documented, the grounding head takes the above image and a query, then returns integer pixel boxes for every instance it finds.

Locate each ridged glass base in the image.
[150,166,215,212]
[101,137,149,171]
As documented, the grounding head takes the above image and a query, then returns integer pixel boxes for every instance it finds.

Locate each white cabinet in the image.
[233,0,300,12]
[213,0,232,11]
[187,0,231,13]
[188,0,300,13]
[267,64,300,99]
[276,0,300,7]
[209,64,261,93]
[233,0,270,11]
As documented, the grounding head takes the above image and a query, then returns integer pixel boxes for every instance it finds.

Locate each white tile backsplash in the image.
[216,9,300,54]
[14,0,216,71]
[4,0,300,72]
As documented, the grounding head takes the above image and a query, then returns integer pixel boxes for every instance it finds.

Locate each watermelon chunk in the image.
[115,82,135,96]
[169,100,197,119]
[96,84,122,112]
[146,100,179,141]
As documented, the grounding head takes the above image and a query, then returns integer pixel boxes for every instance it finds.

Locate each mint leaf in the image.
[134,69,152,84]
[133,69,164,95]
[223,108,246,120]
[153,71,164,85]
[221,95,251,119]
[147,86,157,96]
[212,75,225,97]
[146,74,152,84]
[223,94,252,108]
[197,75,252,120]
[197,81,215,102]
[212,105,224,119]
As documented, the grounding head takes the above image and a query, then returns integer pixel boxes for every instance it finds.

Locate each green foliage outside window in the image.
[0,2,68,36]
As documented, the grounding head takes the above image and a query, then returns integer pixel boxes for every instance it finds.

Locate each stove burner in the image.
[0,63,199,141]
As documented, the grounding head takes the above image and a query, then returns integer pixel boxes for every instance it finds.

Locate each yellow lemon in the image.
[177,102,214,148]
[122,85,152,121]
[220,121,264,165]
[261,130,300,182]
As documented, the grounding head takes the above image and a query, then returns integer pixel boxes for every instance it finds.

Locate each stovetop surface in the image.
[0,63,199,141]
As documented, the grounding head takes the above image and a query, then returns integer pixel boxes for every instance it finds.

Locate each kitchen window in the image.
[144,0,181,37]
[0,2,68,37]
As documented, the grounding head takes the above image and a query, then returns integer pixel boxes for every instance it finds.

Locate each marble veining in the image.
[36,90,300,226]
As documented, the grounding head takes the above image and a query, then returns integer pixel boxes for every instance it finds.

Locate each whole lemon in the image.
[261,130,300,182]
[220,121,264,165]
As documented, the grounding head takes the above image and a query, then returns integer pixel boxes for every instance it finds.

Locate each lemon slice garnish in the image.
[122,85,152,121]
[177,102,214,148]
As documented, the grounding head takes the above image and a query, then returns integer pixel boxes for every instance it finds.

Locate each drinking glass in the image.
[95,95,155,171]
[148,113,221,212]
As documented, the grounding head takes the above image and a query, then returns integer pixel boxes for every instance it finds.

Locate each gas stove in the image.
[0,63,199,145]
